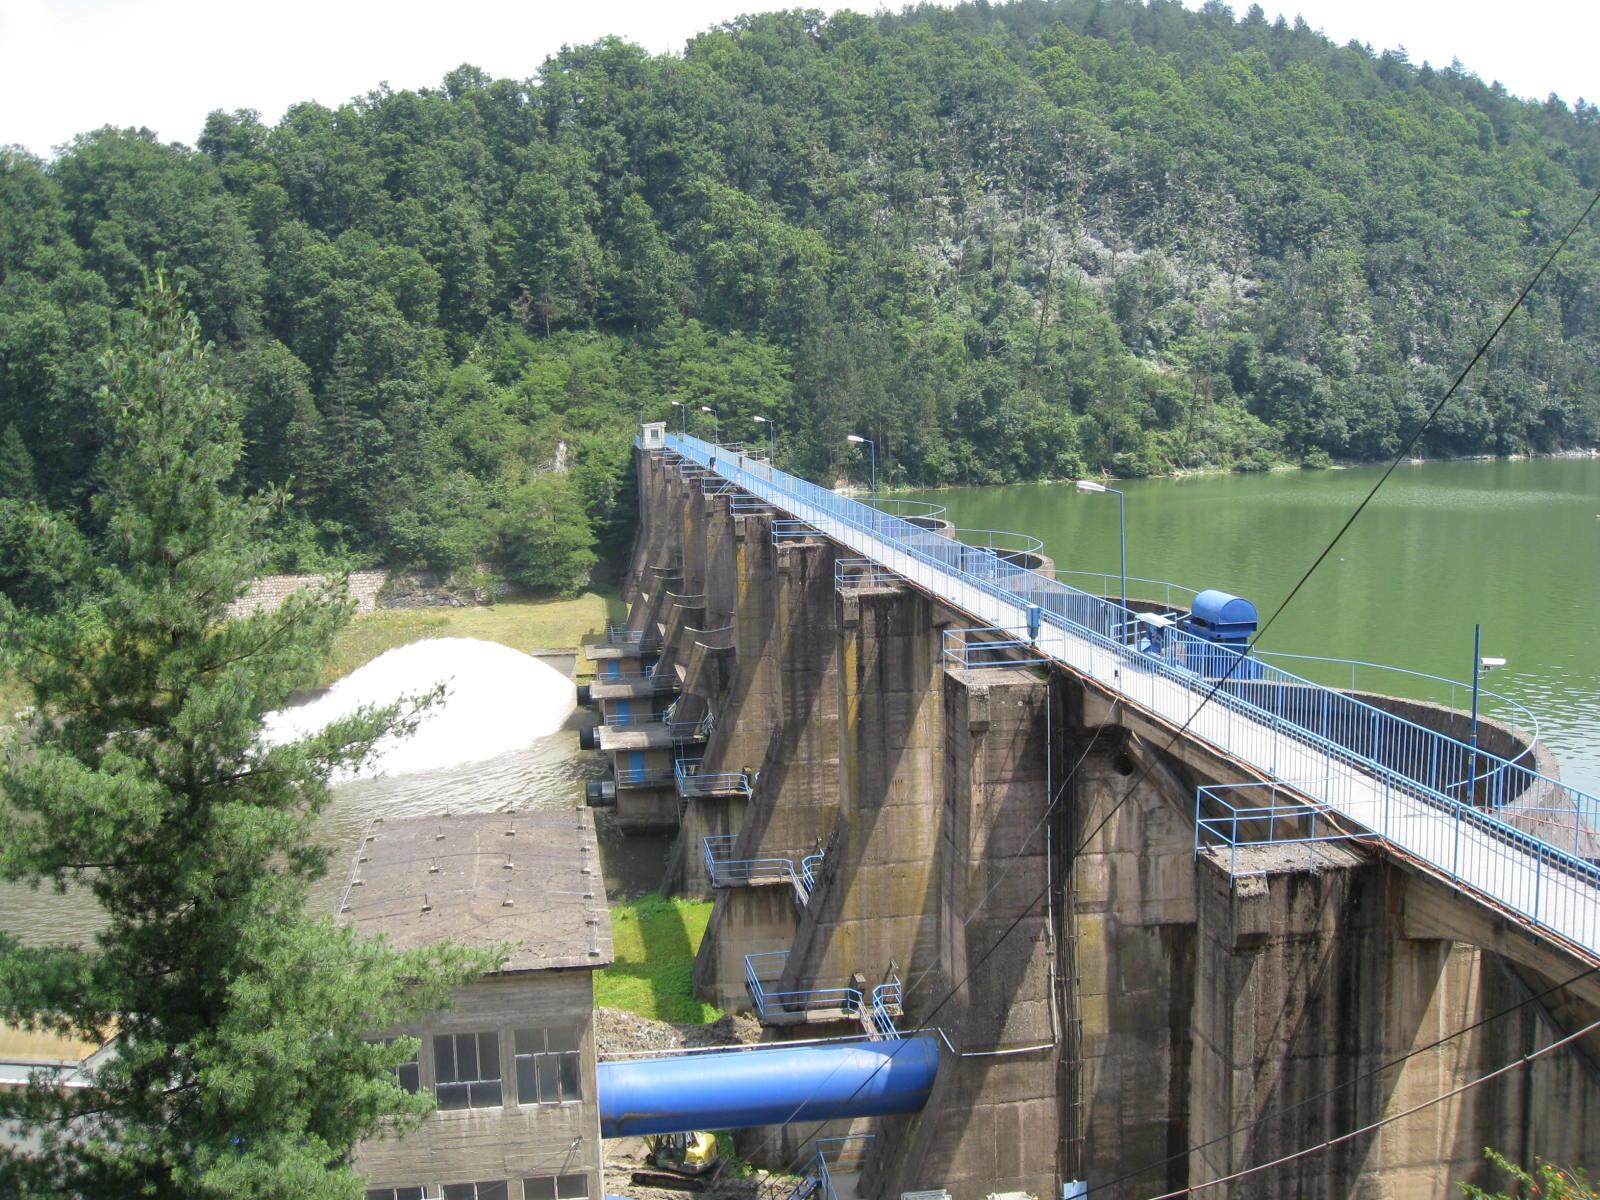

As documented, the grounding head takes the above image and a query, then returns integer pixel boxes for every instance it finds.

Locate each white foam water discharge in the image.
[262,637,575,780]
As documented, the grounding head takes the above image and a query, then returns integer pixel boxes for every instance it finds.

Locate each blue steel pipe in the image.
[597,1036,940,1137]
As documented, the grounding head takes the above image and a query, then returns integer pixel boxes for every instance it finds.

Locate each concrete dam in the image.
[582,424,1600,1199]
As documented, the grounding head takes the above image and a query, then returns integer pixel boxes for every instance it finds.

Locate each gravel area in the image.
[596,1007,763,1056]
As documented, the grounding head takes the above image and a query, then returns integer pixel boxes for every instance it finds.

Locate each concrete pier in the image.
[594,437,1600,1200]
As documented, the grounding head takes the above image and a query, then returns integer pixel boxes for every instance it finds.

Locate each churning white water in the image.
[262,637,576,780]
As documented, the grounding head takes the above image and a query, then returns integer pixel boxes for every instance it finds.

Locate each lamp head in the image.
[700,405,714,414]
[1075,480,1108,494]
[847,434,866,444]
[752,415,769,424]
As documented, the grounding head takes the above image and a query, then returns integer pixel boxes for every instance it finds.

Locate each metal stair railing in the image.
[676,761,753,799]
[744,952,862,1022]
[777,1136,877,1200]
[703,835,798,887]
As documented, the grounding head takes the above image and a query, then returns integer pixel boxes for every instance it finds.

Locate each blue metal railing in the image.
[704,835,799,887]
[592,669,679,693]
[668,712,716,743]
[677,761,753,799]
[604,624,662,652]
[780,1136,876,1200]
[865,981,904,1040]
[743,952,906,1031]
[598,709,671,728]
[801,851,825,894]
[1056,569,1200,611]
[744,952,862,1021]
[865,498,948,523]
[772,518,821,541]
[1195,782,1381,877]
[703,836,819,903]
[616,767,675,788]
[835,557,903,589]
[655,431,1600,960]
[943,626,1048,669]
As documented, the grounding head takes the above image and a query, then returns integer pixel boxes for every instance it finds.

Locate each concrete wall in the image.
[629,443,1600,1200]
[356,969,603,1200]
[779,582,948,1003]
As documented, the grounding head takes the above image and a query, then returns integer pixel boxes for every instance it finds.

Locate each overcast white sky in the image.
[1,0,1595,159]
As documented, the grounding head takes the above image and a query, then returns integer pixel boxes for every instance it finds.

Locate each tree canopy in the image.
[0,277,492,1199]
[2,0,1597,578]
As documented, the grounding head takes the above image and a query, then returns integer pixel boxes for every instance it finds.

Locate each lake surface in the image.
[910,456,1600,797]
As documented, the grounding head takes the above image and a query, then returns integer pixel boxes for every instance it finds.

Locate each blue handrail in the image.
[615,767,675,788]
[656,431,1600,960]
[1194,782,1382,877]
[744,952,862,1021]
[800,851,825,894]
[677,762,753,799]
[781,1136,877,1200]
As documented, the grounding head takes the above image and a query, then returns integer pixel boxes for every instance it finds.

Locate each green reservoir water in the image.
[909,456,1600,797]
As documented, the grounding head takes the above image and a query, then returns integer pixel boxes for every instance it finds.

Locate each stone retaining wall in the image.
[224,570,389,620]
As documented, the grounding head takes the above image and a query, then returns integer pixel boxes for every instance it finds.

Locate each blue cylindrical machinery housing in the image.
[1188,590,1258,644]
[597,1037,940,1137]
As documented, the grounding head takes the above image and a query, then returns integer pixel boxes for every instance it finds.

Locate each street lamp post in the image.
[752,415,775,462]
[1075,480,1127,621]
[846,434,877,496]
[1469,623,1506,801]
[670,400,686,434]
[700,405,718,444]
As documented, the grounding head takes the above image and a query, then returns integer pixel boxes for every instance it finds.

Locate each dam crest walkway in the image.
[655,430,1600,967]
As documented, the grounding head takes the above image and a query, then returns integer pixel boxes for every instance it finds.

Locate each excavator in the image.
[633,1131,721,1189]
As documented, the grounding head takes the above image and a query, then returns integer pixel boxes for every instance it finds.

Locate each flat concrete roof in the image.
[590,680,667,700]
[596,725,673,751]
[337,809,614,974]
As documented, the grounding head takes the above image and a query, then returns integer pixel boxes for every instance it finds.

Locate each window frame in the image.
[522,1172,590,1200]
[432,1030,504,1111]
[441,1183,509,1200]
[513,1027,583,1106]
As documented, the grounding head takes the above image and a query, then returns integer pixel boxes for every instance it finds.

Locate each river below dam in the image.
[910,454,1600,797]
[0,652,661,948]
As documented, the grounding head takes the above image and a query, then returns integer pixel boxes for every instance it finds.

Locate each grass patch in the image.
[594,896,721,1024]
[318,590,626,688]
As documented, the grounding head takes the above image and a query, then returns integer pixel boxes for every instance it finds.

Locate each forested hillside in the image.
[3,0,1598,587]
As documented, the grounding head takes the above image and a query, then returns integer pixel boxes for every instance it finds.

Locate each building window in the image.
[365,1189,431,1200]
[433,1031,502,1110]
[514,1028,581,1104]
[442,1184,508,1200]
[366,1039,420,1094]
[523,1174,589,1200]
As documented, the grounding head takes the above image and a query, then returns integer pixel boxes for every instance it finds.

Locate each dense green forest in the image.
[3,0,1598,587]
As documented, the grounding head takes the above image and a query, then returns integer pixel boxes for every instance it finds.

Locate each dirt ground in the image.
[595,1007,763,1055]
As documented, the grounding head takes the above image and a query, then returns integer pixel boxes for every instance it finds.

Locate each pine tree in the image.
[0,277,495,1199]
[0,423,38,502]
